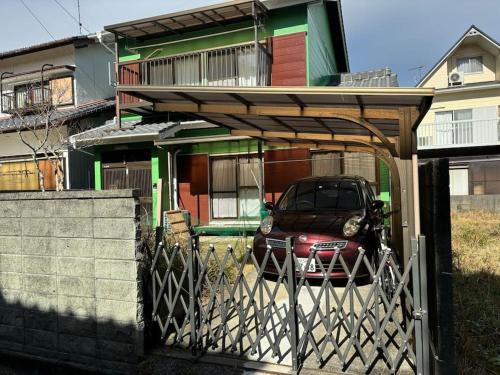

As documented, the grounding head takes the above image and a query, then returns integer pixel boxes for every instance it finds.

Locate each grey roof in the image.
[337,68,399,87]
[71,119,172,147]
[71,119,213,147]
[0,99,115,133]
[0,36,94,60]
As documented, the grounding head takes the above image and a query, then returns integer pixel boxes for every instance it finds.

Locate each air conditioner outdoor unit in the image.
[448,71,464,86]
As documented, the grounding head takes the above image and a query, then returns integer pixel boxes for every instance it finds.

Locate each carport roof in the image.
[117,85,434,159]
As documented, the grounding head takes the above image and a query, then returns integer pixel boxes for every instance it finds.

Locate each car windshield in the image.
[278,180,362,211]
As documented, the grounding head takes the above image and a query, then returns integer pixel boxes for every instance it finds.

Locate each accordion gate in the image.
[151,235,430,374]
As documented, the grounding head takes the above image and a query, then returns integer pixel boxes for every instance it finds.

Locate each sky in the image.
[0,0,499,86]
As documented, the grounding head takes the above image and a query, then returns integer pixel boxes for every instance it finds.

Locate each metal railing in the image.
[417,118,500,149]
[121,42,271,88]
[151,234,429,374]
[1,86,52,114]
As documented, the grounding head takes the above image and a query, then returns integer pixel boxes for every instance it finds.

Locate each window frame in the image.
[209,154,262,221]
[456,55,483,74]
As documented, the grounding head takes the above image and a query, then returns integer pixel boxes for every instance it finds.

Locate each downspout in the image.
[172,149,181,210]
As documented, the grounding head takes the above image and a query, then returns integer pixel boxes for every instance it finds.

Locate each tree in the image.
[8,79,73,191]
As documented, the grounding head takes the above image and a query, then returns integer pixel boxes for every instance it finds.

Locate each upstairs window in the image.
[457,56,483,73]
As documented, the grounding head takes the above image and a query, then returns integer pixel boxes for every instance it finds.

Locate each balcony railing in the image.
[1,86,52,114]
[417,118,500,149]
[119,42,272,89]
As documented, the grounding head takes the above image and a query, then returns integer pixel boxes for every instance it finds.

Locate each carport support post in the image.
[285,236,300,374]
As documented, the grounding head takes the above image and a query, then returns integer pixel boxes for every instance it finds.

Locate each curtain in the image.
[453,109,473,145]
[311,152,341,177]
[174,54,200,86]
[237,46,257,86]
[435,111,453,145]
[457,56,483,73]
[343,152,376,182]
[211,158,237,218]
[207,49,237,86]
[239,157,260,218]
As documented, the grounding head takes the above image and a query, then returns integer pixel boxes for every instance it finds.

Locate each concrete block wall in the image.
[451,194,500,213]
[0,190,144,373]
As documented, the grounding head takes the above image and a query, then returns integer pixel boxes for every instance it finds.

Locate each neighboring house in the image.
[0,34,115,190]
[417,25,500,196]
[74,0,398,231]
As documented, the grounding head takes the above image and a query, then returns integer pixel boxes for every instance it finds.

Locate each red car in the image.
[253,175,384,279]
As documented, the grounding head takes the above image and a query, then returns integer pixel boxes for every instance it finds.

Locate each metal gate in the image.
[151,235,430,374]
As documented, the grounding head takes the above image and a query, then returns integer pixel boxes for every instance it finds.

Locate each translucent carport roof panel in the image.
[117,85,434,158]
[104,0,256,39]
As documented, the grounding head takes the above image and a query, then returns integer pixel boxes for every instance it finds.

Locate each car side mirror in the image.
[371,200,384,211]
[264,202,274,211]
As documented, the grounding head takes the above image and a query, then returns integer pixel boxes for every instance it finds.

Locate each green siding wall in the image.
[307,2,337,86]
[94,150,102,190]
[379,161,391,203]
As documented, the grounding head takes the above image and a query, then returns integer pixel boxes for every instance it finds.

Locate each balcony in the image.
[1,86,52,114]
[118,42,272,90]
[417,118,500,149]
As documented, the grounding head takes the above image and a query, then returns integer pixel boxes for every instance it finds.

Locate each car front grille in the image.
[266,238,286,249]
[312,240,348,250]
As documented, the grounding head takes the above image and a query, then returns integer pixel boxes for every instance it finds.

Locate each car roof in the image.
[292,175,369,184]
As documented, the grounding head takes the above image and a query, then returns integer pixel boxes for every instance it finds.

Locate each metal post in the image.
[1,72,14,113]
[187,234,197,353]
[285,236,300,373]
[411,236,426,375]
[252,0,260,86]
[418,235,430,374]
[41,64,54,104]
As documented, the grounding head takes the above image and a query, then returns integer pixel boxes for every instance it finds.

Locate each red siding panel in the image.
[177,154,209,225]
[119,63,140,104]
[264,149,311,203]
[271,32,307,86]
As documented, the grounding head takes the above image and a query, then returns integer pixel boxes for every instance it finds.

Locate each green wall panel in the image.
[307,2,337,86]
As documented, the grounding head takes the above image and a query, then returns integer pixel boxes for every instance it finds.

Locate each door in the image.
[435,111,453,146]
[449,168,469,195]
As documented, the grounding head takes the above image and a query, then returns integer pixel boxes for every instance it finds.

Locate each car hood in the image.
[271,210,364,235]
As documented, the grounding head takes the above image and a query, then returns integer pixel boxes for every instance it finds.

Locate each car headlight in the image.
[343,216,362,237]
[260,216,273,235]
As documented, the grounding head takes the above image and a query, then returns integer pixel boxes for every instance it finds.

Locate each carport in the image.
[117,85,434,261]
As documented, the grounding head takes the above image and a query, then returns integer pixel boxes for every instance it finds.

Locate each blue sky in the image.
[1,0,499,86]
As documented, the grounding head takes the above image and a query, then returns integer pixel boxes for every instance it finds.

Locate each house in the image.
[75,0,400,232]
[0,34,115,191]
[417,25,500,196]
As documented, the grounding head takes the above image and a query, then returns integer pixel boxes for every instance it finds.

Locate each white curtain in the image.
[343,152,376,182]
[452,109,473,145]
[436,111,453,145]
[175,55,200,86]
[237,47,257,86]
[207,50,237,86]
[211,158,237,218]
[312,152,341,177]
[239,157,260,218]
[457,56,483,73]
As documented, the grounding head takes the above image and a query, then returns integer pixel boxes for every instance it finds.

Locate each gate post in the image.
[187,234,197,353]
[412,236,430,375]
[285,236,300,374]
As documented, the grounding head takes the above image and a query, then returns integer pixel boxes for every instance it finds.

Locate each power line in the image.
[52,0,91,34]
[18,0,56,41]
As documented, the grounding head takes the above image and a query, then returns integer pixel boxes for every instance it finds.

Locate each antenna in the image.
[77,0,82,35]
[409,65,425,84]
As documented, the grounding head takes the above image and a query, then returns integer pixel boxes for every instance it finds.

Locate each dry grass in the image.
[452,211,500,374]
